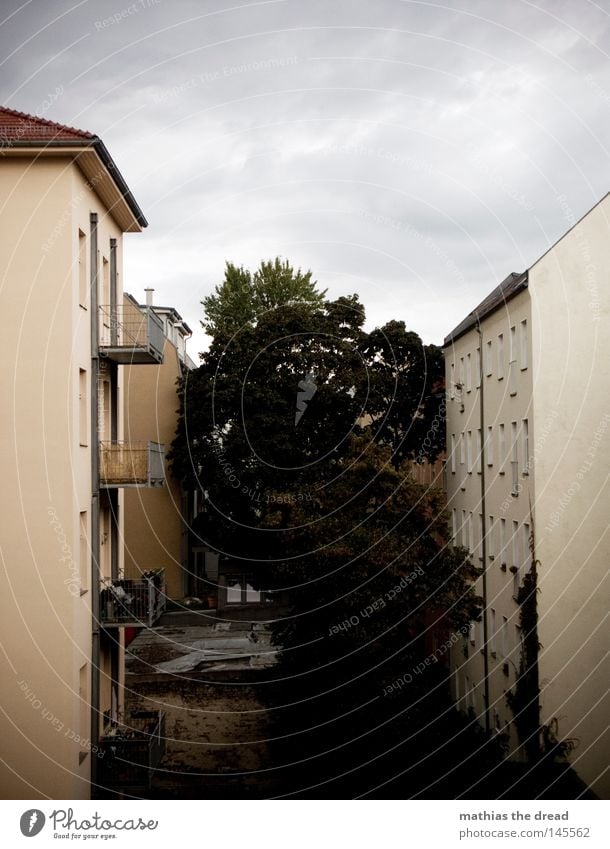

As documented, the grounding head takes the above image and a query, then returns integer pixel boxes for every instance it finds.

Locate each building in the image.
[123,289,195,600]
[444,194,609,797]
[0,107,166,799]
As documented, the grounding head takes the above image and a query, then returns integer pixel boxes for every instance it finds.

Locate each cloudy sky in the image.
[2,0,609,353]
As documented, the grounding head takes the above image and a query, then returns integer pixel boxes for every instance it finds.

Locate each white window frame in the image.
[497,333,504,380]
[511,421,519,494]
[522,418,529,475]
[485,339,493,376]
[498,423,505,473]
[520,319,528,370]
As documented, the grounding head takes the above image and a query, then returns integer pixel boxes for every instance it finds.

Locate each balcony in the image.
[98,711,166,791]
[100,569,166,628]
[99,441,165,488]
[99,304,164,365]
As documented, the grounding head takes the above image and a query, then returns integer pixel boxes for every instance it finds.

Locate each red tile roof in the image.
[0,105,95,144]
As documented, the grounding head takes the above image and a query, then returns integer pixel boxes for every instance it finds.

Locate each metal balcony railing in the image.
[98,711,166,790]
[100,569,166,628]
[99,304,164,365]
[99,441,165,488]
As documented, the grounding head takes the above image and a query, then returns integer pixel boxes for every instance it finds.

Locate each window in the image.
[476,428,482,473]
[468,512,473,553]
[511,421,519,494]
[466,430,473,473]
[79,512,88,595]
[500,518,506,565]
[225,574,270,605]
[498,423,505,472]
[515,625,523,656]
[475,347,481,388]
[522,418,529,474]
[520,319,528,369]
[488,515,495,557]
[509,325,517,395]
[487,425,493,465]
[79,664,88,764]
[79,369,87,447]
[466,353,472,392]
[469,623,475,645]
[459,356,465,388]
[450,362,455,399]
[452,508,457,542]
[460,432,465,465]
[497,333,504,379]
[512,520,519,596]
[501,616,509,658]
[478,513,483,559]
[485,339,493,376]
[450,434,456,473]
[78,229,87,308]
[522,522,531,570]
[490,609,496,654]
[462,510,467,549]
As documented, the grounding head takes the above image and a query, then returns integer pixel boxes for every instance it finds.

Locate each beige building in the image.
[444,194,609,798]
[123,290,194,600]
[0,106,165,799]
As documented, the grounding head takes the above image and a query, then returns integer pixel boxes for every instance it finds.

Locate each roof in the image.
[0,106,95,142]
[0,106,147,229]
[443,270,528,346]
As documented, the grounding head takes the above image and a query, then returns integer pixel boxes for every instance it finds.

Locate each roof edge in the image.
[443,270,528,347]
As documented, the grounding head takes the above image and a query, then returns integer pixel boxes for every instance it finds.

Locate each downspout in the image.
[89,213,101,789]
[108,239,120,726]
[109,239,118,582]
[473,315,490,735]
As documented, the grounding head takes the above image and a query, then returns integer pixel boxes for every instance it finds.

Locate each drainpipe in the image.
[109,239,117,347]
[109,239,119,583]
[473,314,490,735]
[89,213,101,789]
[108,240,120,726]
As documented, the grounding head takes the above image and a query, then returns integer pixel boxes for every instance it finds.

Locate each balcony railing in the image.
[100,569,166,628]
[99,304,164,365]
[99,441,165,488]
[98,711,166,790]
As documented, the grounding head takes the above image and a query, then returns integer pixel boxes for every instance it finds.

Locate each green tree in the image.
[201,257,327,342]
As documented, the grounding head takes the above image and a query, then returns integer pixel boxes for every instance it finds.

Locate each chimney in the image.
[144,288,154,307]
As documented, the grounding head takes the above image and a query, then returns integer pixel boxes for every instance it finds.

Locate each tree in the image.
[170,258,445,564]
[359,320,445,468]
[201,258,327,342]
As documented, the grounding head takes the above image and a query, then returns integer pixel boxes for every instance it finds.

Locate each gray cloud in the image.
[2,0,609,352]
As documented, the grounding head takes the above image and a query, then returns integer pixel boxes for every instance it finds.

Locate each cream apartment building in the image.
[123,290,194,600]
[444,194,609,798]
[0,106,166,799]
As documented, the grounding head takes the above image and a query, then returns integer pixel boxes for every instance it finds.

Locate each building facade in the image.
[123,290,194,600]
[444,194,609,797]
[0,107,165,799]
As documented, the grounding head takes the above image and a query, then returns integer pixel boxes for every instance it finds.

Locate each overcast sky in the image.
[2,0,609,353]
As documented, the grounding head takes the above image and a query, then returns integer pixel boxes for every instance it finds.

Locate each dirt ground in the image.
[124,614,282,798]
